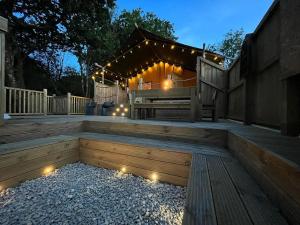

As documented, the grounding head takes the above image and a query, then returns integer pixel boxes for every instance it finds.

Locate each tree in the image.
[0,0,116,88]
[110,8,177,57]
[208,28,244,68]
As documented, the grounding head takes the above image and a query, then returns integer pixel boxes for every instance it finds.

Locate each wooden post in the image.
[52,94,56,114]
[43,89,47,115]
[196,56,202,121]
[67,92,71,115]
[0,17,7,126]
[130,91,136,119]
[116,80,119,104]
[190,87,196,122]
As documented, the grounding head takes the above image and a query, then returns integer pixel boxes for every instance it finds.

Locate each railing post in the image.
[116,80,119,104]
[43,89,47,115]
[0,17,7,126]
[52,94,56,114]
[67,92,71,115]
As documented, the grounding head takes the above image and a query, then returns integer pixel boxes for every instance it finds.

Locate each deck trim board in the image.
[222,158,289,225]
[75,132,230,158]
[206,156,253,225]
[183,154,217,225]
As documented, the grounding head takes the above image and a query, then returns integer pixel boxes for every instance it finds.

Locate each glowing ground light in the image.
[121,167,127,173]
[43,166,55,175]
[151,173,158,182]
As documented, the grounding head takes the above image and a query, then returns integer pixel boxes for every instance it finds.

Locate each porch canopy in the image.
[94,28,224,82]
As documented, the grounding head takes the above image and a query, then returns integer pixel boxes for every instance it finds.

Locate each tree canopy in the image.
[0,1,176,97]
[208,28,244,68]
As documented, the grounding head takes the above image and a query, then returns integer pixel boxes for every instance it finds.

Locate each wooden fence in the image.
[197,57,226,118]
[94,82,127,105]
[4,87,91,116]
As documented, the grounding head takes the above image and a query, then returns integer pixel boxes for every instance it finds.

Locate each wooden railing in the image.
[70,95,91,114]
[4,87,91,116]
[4,87,47,115]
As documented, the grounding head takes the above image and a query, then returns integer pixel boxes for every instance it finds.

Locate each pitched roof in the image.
[97,28,224,79]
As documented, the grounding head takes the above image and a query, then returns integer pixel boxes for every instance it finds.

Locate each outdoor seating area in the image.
[1,0,300,225]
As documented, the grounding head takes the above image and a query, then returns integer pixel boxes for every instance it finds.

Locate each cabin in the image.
[0,1,300,225]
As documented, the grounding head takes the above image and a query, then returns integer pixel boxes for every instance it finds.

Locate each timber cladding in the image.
[0,136,79,190]
[0,121,82,144]
[79,138,192,186]
[83,121,228,147]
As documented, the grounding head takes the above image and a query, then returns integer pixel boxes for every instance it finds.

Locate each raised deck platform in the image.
[0,115,299,224]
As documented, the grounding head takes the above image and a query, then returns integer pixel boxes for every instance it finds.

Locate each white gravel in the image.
[0,163,186,225]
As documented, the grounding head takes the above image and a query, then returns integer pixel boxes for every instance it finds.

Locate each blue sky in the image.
[63,0,274,70]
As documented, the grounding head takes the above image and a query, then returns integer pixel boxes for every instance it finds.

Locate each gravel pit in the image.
[0,163,186,225]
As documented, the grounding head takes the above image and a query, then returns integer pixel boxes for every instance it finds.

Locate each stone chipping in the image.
[0,163,186,225]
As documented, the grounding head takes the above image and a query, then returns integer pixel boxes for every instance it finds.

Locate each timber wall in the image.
[227,0,300,136]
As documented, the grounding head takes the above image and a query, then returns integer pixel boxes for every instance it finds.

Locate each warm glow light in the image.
[92,76,95,80]
[163,79,171,90]
[214,56,218,61]
[124,108,128,112]
[145,40,149,45]
[182,49,185,52]
[116,108,120,112]
[107,62,111,67]
[43,166,55,175]
[121,167,127,173]
[191,50,195,54]
[95,71,99,75]
[120,104,124,108]
[171,45,175,50]
[112,112,116,116]
[154,42,157,46]
[151,173,158,181]
[121,112,125,117]
[130,50,133,54]
[138,45,141,48]
[162,44,165,48]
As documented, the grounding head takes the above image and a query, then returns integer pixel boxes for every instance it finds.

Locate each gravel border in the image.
[0,163,186,225]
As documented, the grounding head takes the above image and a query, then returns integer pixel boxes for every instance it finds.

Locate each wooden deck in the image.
[0,115,299,224]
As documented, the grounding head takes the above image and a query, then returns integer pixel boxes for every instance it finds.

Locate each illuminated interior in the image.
[128,61,196,91]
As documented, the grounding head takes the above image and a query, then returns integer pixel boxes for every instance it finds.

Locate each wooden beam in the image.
[0,17,7,126]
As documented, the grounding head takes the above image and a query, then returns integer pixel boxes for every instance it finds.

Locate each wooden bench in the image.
[130,87,198,122]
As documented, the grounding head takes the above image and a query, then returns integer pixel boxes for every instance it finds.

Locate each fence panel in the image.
[4,87,46,115]
[198,57,226,117]
[70,96,91,114]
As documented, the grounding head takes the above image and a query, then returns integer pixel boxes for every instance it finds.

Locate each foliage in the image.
[110,8,176,57]
[208,28,244,68]
[0,1,176,97]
